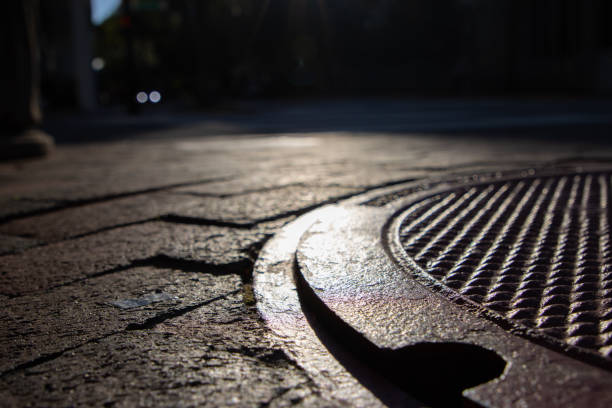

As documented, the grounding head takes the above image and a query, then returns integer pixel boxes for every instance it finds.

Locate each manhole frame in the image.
[255,163,612,407]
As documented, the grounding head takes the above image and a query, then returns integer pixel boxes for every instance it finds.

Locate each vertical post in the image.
[71,0,96,112]
[121,0,139,113]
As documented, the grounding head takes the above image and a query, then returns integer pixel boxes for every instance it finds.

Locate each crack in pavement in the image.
[0,289,241,378]
[258,381,315,408]
[30,254,257,297]
[0,174,417,232]
[158,184,384,229]
[0,176,421,254]
[0,229,273,298]
[126,289,241,331]
[172,182,311,199]
[0,176,234,225]
[0,331,121,378]
[0,217,270,251]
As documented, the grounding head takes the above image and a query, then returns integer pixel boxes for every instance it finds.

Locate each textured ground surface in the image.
[2,99,612,406]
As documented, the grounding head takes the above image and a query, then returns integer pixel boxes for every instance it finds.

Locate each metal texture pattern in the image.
[398,171,612,361]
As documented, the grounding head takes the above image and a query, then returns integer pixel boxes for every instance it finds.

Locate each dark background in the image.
[39,0,612,114]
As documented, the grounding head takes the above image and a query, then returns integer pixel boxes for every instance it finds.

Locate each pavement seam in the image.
[159,186,377,229]
[0,176,419,252]
[159,214,259,229]
[171,182,310,198]
[16,255,255,298]
[0,176,234,225]
[0,217,259,251]
[125,289,241,331]
[0,289,241,378]
[0,215,279,253]
[1,229,271,297]
[0,330,122,378]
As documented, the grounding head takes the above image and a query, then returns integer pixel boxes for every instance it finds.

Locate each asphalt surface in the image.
[2,98,612,407]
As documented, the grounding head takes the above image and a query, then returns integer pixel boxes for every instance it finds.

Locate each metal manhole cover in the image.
[255,164,612,407]
[396,172,612,362]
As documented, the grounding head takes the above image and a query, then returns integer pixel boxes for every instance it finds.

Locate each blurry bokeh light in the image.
[91,57,105,71]
[149,91,161,103]
[136,91,148,104]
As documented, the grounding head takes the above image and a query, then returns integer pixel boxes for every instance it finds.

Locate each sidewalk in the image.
[2,99,612,406]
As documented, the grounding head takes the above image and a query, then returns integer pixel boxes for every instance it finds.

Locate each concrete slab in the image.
[0,291,329,407]
[171,185,362,226]
[0,233,39,255]
[0,266,240,373]
[0,222,269,297]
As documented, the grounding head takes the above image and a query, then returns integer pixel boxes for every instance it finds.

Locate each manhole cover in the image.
[396,172,612,363]
[255,164,612,407]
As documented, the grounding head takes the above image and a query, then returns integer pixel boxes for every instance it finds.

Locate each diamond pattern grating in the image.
[398,172,612,360]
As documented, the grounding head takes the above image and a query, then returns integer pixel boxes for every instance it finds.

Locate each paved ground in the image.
[2,98,612,407]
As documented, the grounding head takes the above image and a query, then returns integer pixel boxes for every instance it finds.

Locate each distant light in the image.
[149,91,162,103]
[91,57,105,71]
[136,92,148,104]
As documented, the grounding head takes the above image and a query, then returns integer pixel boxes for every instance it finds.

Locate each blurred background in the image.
[40,0,612,112]
[2,0,612,151]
